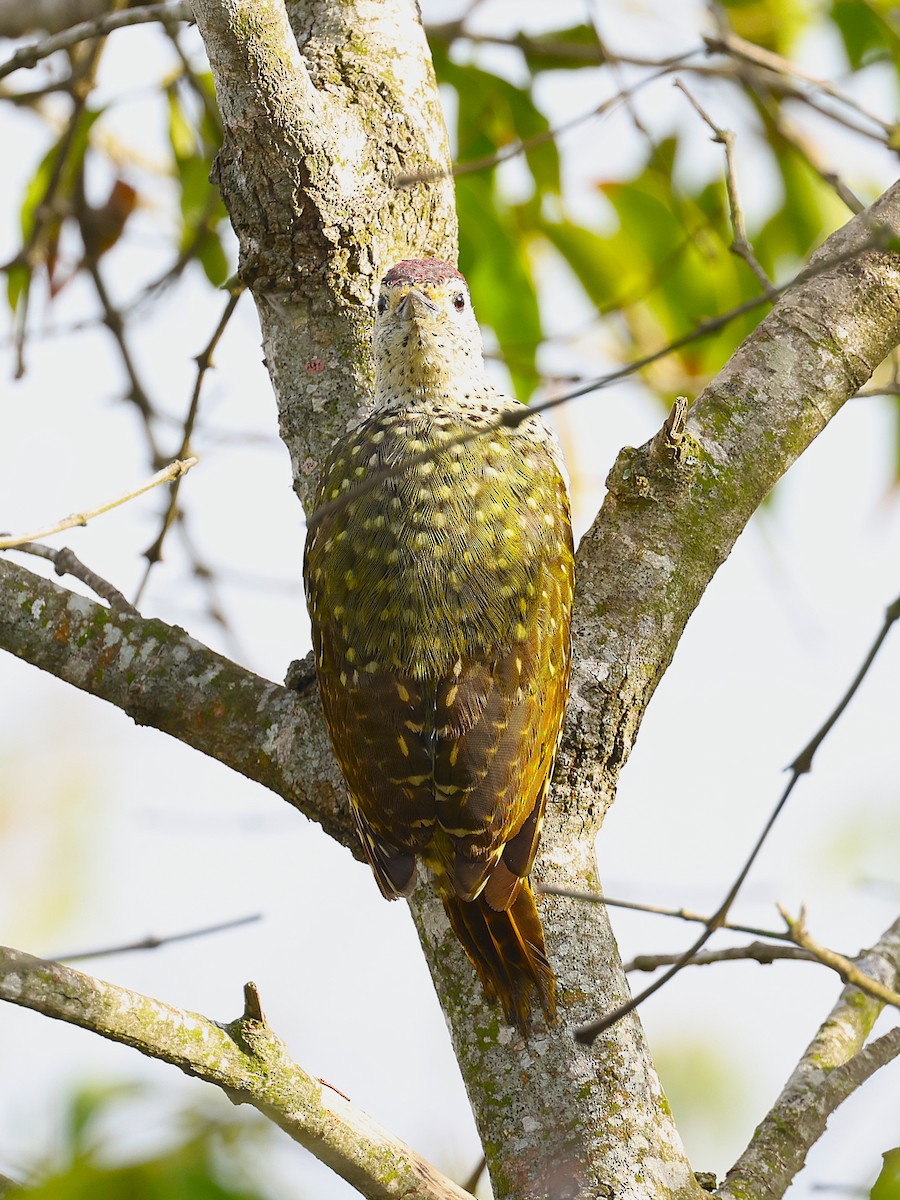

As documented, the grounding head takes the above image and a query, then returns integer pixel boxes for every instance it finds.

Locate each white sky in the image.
[0,1,899,1196]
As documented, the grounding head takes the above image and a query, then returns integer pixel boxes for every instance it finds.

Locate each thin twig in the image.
[0,457,198,549]
[537,884,792,941]
[778,906,900,1010]
[754,96,865,215]
[5,542,138,614]
[0,1,193,83]
[395,50,703,186]
[82,254,164,463]
[52,913,262,963]
[675,79,779,300]
[133,287,241,605]
[704,31,893,135]
[623,941,819,973]
[574,591,900,1044]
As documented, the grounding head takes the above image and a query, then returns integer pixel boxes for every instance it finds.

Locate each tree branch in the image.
[718,916,900,1200]
[778,905,900,1010]
[0,555,354,852]
[0,946,473,1200]
[623,941,820,973]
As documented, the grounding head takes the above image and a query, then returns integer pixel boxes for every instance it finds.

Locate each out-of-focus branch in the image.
[718,916,900,1200]
[0,2,191,82]
[0,948,474,1200]
[52,913,261,962]
[0,555,354,852]
[134,287,242,604]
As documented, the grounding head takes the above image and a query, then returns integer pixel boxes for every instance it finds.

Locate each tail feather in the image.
[442,883,556,1032]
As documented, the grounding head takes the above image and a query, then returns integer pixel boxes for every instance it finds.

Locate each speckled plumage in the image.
[303,259,574,1031]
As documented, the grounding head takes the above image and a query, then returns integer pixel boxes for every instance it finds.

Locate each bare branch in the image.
[52,913,262,963]
[538,884,792,942]
[0,555,354,852]
[134,287,242,604]
[674,79,779,299]
[778,905,900,1009]
[704,31,892,136]
[5,542,138,614]
[0,946,474,1200]
[0,457,197,549]
[718,916,900,1200]
[624,942,820,973]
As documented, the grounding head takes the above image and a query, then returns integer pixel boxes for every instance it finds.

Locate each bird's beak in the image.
[396,287,439,321]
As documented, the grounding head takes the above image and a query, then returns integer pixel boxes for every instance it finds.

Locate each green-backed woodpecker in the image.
[303,258,574,1032]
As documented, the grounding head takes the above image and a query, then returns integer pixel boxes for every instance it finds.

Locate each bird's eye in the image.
[453,292,466,312]
[377,294,388,314]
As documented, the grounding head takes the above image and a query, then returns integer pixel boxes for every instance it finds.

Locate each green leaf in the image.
[196,229,229,286]
[166,83,230,281]
[432,47,560,197]
[6,263,29,314]
[516,24,600,72]
[831,0,894,67]
[456,174,541,399]
[872,1147,900,1200]
[27,1089,270,1200]
[718,0,810,54]
[18,107,102,243]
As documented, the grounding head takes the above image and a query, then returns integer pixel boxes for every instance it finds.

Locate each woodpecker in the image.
[303,258,574,1031]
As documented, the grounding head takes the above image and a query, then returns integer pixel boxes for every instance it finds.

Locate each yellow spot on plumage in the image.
[397,734,410,757]
[396,682,410,702]
[445,684,458,707]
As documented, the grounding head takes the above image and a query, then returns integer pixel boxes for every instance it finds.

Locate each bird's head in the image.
[373,258,486,402]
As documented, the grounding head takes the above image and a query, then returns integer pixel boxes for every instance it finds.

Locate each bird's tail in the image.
[442,882,556,1033]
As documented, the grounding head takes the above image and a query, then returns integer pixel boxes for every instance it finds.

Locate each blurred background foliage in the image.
[1,0,899,1196]
[3,0,899,431]
[4,1087,273,1200]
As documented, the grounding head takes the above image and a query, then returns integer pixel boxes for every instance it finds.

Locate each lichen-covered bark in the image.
[555,187,900,828]
[190,0,457,509]
[718,916,900,1200]
[0,556,353,851]
[0,946,473,1200]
